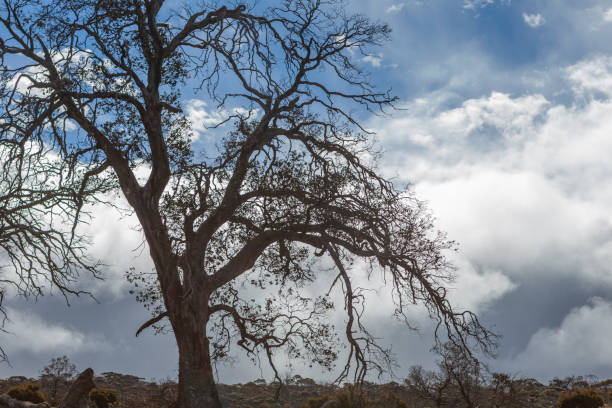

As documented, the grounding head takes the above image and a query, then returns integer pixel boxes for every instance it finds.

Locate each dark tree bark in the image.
[173,304,222,408]
[176,332,221,408]
[0,1,497,407]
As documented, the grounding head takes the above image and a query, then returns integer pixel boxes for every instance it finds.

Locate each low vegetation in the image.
[0,357,610,407]
[6,383,46,404]
[89,388,119,408]
[558,388,604,408]
[0,371,611,408]
[301,388,409,408]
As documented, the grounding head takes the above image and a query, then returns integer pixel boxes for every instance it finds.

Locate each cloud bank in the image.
[368,55,612,378]
[3,308,110,355]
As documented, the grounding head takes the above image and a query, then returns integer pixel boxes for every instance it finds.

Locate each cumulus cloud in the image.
[567,55,612,96]
[374,91,548,170]
[80,200,154,298]
[363,55,612,376]
[604,8,612,22]
[523,13,545,28]
[448,259,518,312]
[185,99,227,139]
[507,298,612,378]
[418,169,612,281]
[370,55,612,296]
[2,308,111,355]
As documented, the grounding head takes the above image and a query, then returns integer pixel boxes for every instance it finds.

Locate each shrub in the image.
[558,388,603,408]
[301,388,370,408]
[7,383,46,404]
[89,388,119,408]
[371,391,408,408]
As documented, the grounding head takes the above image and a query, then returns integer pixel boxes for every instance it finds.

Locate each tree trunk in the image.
[175,321,222,408]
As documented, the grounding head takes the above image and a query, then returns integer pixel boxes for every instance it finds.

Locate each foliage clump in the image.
[89,388,119,408]
[301,387,409,408]
[558,388,604,408]
[7,383,46,403]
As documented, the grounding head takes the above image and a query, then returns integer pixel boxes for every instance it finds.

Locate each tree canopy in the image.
[0,0,495,406]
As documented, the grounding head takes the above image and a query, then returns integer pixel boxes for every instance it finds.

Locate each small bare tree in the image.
[489,372,525,408]
[40,355,77,404]
[405,365,450,408]
[0,0,496,407]
[437,342,486,408]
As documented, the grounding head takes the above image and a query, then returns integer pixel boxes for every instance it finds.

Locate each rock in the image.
[57,369,95,408]
[0,394,50,407]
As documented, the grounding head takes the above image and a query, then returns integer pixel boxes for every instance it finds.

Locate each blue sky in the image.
[4,0,612,385]
[357,0,612,102]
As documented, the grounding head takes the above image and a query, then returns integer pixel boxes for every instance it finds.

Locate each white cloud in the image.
[463,0,494,9]
[604,8,612,22]
[463,0,511,11]
[362,53,384,68]
[507,298,612,378]
[374,91,548,161]
[370,56,612,291]
[186,99,259,140]
[365,56,612,376]
[523,13,545,28]
[449,259,518,312]
[417,169,611,281]
[185,99,227,139]
[80,199,154,298]
[567,55,612,96]
[386,3,406,13]
[463,0,510,10]
[2,308,111,354]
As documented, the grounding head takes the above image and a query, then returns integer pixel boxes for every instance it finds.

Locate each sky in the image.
[3,0,612,385]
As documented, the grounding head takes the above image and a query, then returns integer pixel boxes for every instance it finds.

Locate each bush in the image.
[302,388,370,408]
[7,383,46,404]
[89,388,119,408]
[558,388,603,408]
[371,391,408,408]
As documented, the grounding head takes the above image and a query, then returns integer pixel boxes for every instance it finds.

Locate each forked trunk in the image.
[175,322,222,408]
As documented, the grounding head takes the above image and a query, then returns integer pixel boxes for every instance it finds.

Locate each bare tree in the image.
[488,372,525,408]
[0,0,496,407]
[405,365,450,408]
[436,342,486,408]
[40,355,77,404]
